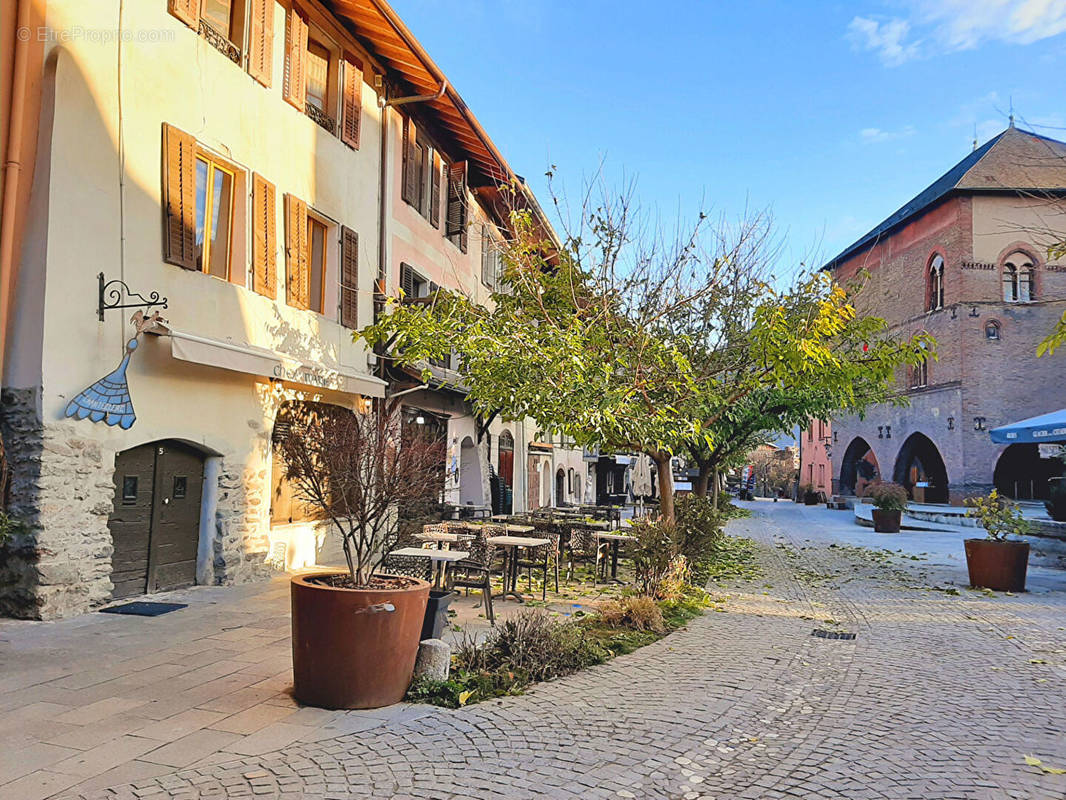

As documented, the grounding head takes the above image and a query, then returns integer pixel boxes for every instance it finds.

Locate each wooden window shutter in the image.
[168,0,200,29]
[284,193,309,309]
[248,0,275,88]
[341,57,362,149]
[481,225,495,289]
[429,151,442,228]
[401,117,418,206]
[283,6,308,110]
[162,123,198,270]
[340,226,359,328]
[446,160,468,252]
[400,263,415,300]
[252,174,277,299]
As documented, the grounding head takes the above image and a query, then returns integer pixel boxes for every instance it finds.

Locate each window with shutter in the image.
[340,227,359,328]
[446,161,468,252]
[284,193,310,309]
[480,225,496,289]
[252,174,277,299]
[162,123,198,270]
[283,5,308,110]
[168,0,200,29]
[247,0,274,87]
[341,57,362,149]
[400,263,415,300]
[429,151,442,228]
[401,116,418,206]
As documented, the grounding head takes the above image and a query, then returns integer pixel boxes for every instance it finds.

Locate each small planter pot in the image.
[291,572,430,710]
[421,589,457,641]
[964,539,1030,592]
[803,495,818,506]
[872,509,902,533]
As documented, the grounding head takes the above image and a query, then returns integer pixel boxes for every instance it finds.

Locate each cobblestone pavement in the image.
[37,503,1066,798]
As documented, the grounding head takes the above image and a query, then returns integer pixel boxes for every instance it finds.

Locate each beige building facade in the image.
[0,0,574,618]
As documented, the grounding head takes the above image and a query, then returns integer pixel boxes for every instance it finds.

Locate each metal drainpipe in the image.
[0,0,33,382]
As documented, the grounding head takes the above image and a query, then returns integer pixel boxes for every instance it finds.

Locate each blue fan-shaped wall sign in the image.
[65,311,162,430]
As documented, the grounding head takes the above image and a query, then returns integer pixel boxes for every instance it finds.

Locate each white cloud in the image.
[848,0,1066,66]
[847,16,920,65]
[860,125,917,143]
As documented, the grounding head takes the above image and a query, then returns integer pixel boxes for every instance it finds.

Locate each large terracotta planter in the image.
[291,572,430,709]
[964,539,1030,592]
[872,509,901,533]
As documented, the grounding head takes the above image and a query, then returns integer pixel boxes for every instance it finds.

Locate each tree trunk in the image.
[694,464,711,498]
[651,452,675,524]
[711,466,720,509]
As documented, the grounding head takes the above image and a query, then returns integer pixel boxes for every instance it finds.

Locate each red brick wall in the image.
[828,193,1066,502]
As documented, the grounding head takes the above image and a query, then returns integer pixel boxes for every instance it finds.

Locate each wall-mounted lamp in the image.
[947,416,955,430]
[974,416,986,431]
[877,426,884,439]
[950,307,958,320]
[885,425,891,439]
[969,307,980,318]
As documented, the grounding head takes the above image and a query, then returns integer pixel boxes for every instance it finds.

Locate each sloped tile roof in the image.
[824,127,1066,270]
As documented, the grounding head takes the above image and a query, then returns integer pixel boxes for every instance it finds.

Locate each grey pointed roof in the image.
[824,126,1066,270]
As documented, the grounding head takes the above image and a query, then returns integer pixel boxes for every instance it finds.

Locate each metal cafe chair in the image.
[448,526,498,625]
[515,529,560,600]
[566,527,601,584]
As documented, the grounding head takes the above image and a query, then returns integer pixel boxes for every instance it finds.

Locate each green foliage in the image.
[1038,310,1066,357]
[359,200,932,522]
[966,490,1030,541]
[407,590,713,708]
[1046,478,1066,522]
[627,518,685,598]
[674,495,725,586]
[0,511,22,547]
[868,482,908,512]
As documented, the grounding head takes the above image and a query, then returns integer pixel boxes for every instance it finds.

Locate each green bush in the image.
[596,595,666,633]
[628,518,683,598]
[1046,478,1066,522]
[966,489,1029,541]
[675,495,725,586]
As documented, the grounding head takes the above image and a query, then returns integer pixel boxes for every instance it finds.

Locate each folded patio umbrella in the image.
[989,408,1066,444]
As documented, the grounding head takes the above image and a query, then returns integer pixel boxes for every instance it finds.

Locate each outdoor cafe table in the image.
[414,531,475,549]
[486,535,550,601]
[595,531,637,581]
[461,522,535,535]
[388,547,469,589]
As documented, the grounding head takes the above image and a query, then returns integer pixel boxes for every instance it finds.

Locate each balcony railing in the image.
[198,20,241,64]
[305,103,336,135]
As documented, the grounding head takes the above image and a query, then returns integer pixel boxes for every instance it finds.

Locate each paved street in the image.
[3,500,1066,799]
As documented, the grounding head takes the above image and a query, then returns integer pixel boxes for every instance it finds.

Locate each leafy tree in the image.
[361,183,930,523]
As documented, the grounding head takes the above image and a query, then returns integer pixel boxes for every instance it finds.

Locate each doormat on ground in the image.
[100,601,187,617]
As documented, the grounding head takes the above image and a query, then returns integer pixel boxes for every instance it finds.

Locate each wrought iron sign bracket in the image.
[98,272,168,322]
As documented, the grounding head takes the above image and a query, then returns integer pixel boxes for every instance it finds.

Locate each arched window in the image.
[928,255,944,311]
[985,320,1001,340]
[910,340,929,389]
[1003,252,1034,302]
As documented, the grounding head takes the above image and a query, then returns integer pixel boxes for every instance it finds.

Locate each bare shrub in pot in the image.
[274,399,446,709]
[275,400,445,587]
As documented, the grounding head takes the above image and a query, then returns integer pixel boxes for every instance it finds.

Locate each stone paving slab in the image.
[3,501,1066,798]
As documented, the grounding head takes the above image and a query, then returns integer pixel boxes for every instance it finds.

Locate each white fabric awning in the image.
[148,323,386,398]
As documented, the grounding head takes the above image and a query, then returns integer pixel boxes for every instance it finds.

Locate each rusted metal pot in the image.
[291,572,431,709]
[964,539,1029,592]
[872,509,901,533]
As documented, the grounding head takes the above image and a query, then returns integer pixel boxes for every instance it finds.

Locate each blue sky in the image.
[391,0,1066,266]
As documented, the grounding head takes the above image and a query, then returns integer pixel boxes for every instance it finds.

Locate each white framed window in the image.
[928,255,944,311]
[1003,252,1034,302]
